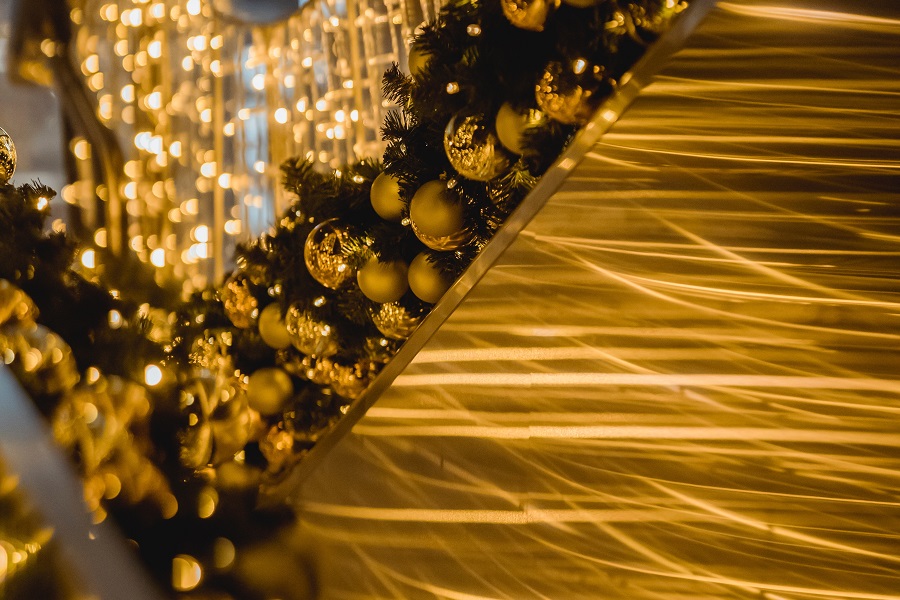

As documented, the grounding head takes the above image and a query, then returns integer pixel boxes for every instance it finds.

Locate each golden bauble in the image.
[500,0,560,31]
[329,362,372,400]
[444,112,510,182]
[0,127,17,184]
[623,0,688,43]
[258,303,292,350]
[368,302,423,340]
[209,387,255,464]
[247,367,293,416]
[285,305,339,357]
[495,103,544,155]
[407,44,431,80]
[220,275,259,329]
[370,172,404,222]
[0,321,79,397]
[0,280,36,325]
[304,218,355,289]
[357,256,409,304]
[409,180,470,251]
[259,425,296,473]
[408,251,453,304]
[535,61,599,125]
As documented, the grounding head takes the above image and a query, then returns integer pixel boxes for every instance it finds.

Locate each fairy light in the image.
[144,364,163,386]
[81,249,96,269]
[69,0,412,285]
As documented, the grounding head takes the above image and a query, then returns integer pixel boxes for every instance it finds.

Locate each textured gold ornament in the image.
[409,180,471,251]
[53,376,172,511]
[368,302,423,339]
[623,0,688,43]
[0,321,79,398]
[220,275,259,329]
[304,218,356,289]
[0,127,17,184]
[329,361,374,400]
[189,329,234,371]
[0,280,37,326]
[179,374,255,469]
[444,112,510,182]
[535,61,603,125]
[284,304,339,358]
[259,425,297,474]
[501,0,560,31]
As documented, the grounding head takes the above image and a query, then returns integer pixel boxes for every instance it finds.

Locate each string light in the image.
[68,0,419,289]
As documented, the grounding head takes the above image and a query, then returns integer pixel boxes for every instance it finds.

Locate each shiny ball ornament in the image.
[370,172,404,222]
[495,103,544,155]
[259,425,296,473]
[285,304,339,357]
[501,0,560,31]
[623,0,688,44]
[0,127,17,184]
[329,362,372,400]
[304,218,355,289]
[444,112,510,182]
[409,180,470,251]
[0,321,79,398]
[368,302,423,340]
[408,252,453,304]
[258,303,292,350]
[535,61,613,125]
[0,280,37,326]
[220,275,259,329]
[407,44,432,80]
[247,367,293,416]
[357,256,409,304]
[209,386,256,464]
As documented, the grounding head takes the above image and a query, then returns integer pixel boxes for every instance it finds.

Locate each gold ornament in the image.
[53,376,172,512]
[356,256,409,304]
[494,103,544,155]
[409,180,470,251]
[407,44,432,80]
[179,374,257,469]
[0,127,16,184]
[444,112,510,182]
[189,329,234,371]
[0,280,37,325]
[258,303,292,350]
[535,61,607,125]
[370,172,405,222]
[285,305,339,358]
[220,275,259,329]
[303,218,355,289]
[368,302,423,340]
[501,0,560,31]
[247,367,294,416]
[329,361,374,400]
[0,321,79,398]
[259,425,297,474]
[408,251,454,304]
[623,0,688,44]
[209,386,257,464]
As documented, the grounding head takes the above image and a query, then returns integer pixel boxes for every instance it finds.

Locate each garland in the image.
[0,0,687,596]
